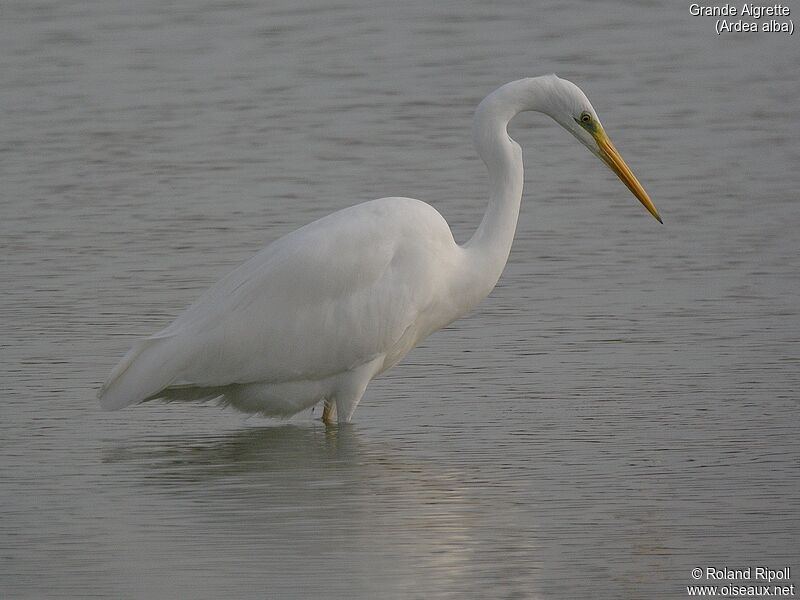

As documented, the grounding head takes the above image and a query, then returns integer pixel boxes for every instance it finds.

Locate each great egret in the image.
[99,75,661,424]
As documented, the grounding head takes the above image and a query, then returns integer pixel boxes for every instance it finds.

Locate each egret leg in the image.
[334,357,383,424]
[321,399,336,425]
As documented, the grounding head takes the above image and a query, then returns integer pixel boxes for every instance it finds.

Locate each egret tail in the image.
[97,334,180,410]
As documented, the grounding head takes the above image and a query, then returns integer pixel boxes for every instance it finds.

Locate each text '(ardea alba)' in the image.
[99,75,662,424]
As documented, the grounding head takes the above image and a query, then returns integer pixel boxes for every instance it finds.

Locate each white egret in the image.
[99,75,661,424]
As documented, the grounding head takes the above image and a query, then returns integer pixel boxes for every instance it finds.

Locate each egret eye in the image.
[580,112,592,124]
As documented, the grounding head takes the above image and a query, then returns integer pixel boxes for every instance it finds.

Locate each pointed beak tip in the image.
[645,205,663,224]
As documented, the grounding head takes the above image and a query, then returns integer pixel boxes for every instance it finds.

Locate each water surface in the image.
[2,1,798,598]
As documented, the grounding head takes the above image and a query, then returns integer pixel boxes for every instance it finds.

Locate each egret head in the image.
[543,75,663,224]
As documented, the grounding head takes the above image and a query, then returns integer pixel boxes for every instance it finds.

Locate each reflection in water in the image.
[101,425,544,599]
[104,424,359,479]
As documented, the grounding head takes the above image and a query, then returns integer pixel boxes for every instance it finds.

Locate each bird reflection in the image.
[103,424,361,483]
[100,424,545,599]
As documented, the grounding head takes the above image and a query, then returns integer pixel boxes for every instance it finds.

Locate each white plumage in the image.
[99,75,661,423]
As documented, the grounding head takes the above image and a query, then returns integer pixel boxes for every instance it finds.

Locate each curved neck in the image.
[459,78,554,302]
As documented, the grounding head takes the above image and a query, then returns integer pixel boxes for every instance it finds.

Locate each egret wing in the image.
[98,198,455,409]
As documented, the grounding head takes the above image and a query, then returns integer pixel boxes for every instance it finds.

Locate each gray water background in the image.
[2,1,798,598]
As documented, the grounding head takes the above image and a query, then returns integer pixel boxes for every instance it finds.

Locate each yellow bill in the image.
[597,132,663,224]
